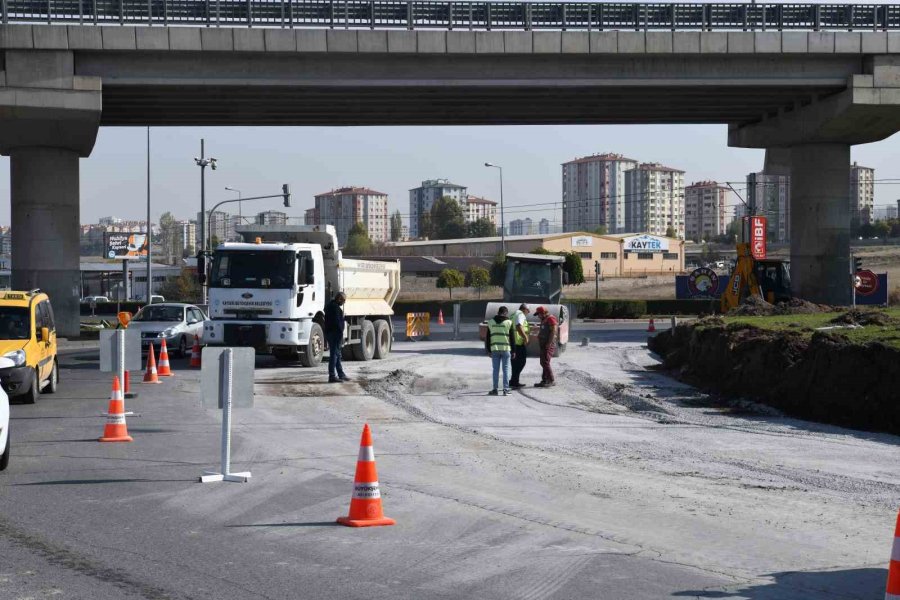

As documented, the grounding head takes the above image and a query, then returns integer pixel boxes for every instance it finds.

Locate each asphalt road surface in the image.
[0,324,895,599]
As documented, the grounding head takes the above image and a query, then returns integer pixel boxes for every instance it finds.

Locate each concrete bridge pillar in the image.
[0,50,101,337]
[789,143,851,306]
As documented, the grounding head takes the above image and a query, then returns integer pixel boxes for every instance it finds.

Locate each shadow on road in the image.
[673,567,887,599]
[226,521,341,528]
[13,477,196,485]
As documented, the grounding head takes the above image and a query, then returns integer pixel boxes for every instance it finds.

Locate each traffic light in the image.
[853,256,863,272]
[282,183,291,208]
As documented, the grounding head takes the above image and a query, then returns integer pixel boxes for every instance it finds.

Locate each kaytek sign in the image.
[623,235,668,252]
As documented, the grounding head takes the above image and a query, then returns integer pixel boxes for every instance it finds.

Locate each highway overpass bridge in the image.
[2,3,900,333]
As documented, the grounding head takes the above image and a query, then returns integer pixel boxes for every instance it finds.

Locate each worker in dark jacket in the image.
[324,292,349,383]
[534,306,557,388]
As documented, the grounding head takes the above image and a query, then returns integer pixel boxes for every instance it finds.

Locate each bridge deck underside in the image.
[101,85,842,125]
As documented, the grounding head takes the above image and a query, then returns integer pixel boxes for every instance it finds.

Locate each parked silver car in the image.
[129,303,206,357]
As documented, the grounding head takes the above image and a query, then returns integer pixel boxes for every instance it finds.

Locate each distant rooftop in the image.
[315,186,387,197]
[412,179,466,190]
[563,153,638,166]
[465,195,497,205]
[636,162,685,174]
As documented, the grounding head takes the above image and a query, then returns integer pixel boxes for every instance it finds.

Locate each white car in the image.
[0,356,13,471]
[128,303,207,357]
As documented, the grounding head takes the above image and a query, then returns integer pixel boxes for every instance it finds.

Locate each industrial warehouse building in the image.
[387,232,684,277]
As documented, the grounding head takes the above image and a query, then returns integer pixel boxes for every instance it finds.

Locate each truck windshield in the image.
[507,261,556,301]
[0,307,30,340]
[210,251,295,289]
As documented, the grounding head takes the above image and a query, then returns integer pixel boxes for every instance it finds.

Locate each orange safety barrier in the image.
[405,312,431,341]
[99,376,133,443]
[437,309,445,325]
[887,509,900,600]
[647,318,656,333]
[157,339,173,377]
[143,344,161,384]
[190,336,202,368]
[336,424,395,528]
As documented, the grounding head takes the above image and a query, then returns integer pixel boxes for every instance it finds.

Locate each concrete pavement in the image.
[0,326,895,599]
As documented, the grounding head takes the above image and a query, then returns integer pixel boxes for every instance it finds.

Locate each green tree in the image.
[467,218,496,238]
[430,196,467,240]
[344,222,372,255]
[436,268,465,299]
[467,265,490,299]
[158,271,202,303]
[490,255,507,287]
[592,225,608,235]
[159,211,177,264]
[390,210,403,242]
[872,221,891,238]
[418,211,434,240]
[665,225,677,239]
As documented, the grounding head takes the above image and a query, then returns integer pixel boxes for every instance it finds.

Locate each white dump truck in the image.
[202,225,400,367]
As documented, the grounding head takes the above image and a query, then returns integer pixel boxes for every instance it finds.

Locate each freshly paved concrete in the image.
[0,326,894,598]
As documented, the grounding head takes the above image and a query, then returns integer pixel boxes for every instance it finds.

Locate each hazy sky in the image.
[1,124,898,228]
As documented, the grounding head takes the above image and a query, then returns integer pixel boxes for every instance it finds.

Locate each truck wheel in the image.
[352,320,376,361]
[373,319,391,359]
[0,430,9,471]
[300,323,325,368]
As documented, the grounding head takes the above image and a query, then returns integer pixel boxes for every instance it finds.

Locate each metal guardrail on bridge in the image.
[2,1,900,32]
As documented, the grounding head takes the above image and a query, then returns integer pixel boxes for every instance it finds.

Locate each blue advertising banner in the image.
[676,270,729,300]
[856,273,889,306]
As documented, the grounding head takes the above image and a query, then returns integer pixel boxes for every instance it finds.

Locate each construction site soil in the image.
[649,313,900,435]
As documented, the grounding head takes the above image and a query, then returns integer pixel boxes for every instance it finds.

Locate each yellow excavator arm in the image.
[720,243,764,312]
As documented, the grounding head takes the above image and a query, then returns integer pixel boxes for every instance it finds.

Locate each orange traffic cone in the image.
[190,336,202,368]
[647,318,656,333]
[438,309,445,325]
[337,424,396,528]
[143,344,161,384]
[887,509,900,600]
[99,376,133,443]
[157,339,173,377]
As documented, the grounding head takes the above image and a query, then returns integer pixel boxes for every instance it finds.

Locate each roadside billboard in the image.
[676,269,728,299]
[104,232,148,259]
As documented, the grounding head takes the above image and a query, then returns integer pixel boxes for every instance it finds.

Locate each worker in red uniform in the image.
[533,306,557,388]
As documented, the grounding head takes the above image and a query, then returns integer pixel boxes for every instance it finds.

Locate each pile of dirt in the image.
[728,296,834,317]
[829,309,898,327]
[649,321,900,434]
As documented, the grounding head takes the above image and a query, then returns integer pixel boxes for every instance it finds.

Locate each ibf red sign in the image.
[747,216,767,260]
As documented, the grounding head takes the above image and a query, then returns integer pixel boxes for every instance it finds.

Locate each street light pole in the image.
[485,162,506,256]
[225,186,242,225]
[207,186,293,247]
[194,140,217,304]
[146,126,152,303]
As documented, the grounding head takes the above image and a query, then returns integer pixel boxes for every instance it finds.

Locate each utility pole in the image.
[194,140,217,304]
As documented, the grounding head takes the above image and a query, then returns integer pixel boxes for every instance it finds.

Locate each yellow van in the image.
[0,290,58,404]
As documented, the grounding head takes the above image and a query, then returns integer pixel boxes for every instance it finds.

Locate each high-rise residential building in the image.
[850,162,875,225]
[409,179,467,239]
[304,208,318,226]
[313,186,389,246]
[684,181,731,242]
[562,153,639,234]
[463,195,498,227]
[256,210,288,226]
[746,172,790,243]
[624,163,685,238]
[509,218,534,236]
[539,218,550,234]
[170,220,196,261]
[199,210,236,246]
[0,227,11,256]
